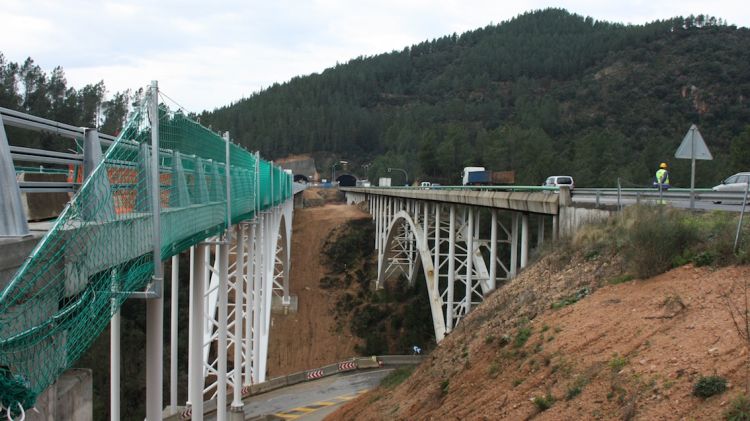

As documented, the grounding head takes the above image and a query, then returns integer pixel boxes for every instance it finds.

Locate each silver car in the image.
[712,172,750,192]
[543,176,574,191]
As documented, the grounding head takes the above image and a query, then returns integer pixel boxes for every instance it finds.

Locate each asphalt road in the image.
[204,369,393,420]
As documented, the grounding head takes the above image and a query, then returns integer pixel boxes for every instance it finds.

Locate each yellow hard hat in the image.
[659,162,668,169]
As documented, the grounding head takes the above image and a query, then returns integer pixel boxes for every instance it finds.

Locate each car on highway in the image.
[712,172,750,192]
[543,175,574,191]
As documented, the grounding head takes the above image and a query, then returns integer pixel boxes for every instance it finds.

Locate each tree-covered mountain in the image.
[199,9,750,187]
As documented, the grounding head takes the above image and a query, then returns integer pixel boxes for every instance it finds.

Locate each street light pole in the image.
[331,160,348,185]
[387,167,408,186]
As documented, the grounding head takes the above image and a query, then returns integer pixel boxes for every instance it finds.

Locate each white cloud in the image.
[1,0,749,111]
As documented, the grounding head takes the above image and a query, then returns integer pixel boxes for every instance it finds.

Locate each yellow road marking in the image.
[274,414,300,420]
[274,388,372,419]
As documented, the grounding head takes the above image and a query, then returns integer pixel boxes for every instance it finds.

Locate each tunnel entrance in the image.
[336,174,357,187]
[293,174,309,183]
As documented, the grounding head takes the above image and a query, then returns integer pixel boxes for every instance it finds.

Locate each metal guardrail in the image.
[572,187,747,205]
[362,185,747,204]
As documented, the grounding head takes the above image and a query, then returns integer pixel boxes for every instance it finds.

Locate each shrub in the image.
[532,393,555,411]
[693,375,727,398]
[514,327,532,348]
[625,207,697,278]
[725,394,750,420]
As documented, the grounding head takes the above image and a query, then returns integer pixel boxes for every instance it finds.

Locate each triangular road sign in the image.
[675,124,713,160]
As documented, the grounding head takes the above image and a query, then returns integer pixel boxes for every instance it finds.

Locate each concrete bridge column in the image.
[537,215,545,248]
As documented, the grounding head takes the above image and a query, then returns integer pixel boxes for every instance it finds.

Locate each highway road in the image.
[205,368,393,420]
[572,192,748,212]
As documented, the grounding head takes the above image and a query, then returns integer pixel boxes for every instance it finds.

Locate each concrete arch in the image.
[379,210,447,340]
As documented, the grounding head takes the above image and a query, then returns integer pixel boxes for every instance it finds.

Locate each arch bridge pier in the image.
[343,187,561,342]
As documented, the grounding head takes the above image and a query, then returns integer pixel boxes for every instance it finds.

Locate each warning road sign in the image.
[675,124,713,160]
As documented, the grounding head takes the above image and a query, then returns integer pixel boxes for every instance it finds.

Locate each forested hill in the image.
[200,9,750,187]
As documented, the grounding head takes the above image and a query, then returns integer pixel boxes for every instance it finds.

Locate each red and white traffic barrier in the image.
[338,361,357,371]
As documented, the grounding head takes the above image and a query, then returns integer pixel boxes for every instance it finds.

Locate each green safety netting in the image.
[0,94,292,414]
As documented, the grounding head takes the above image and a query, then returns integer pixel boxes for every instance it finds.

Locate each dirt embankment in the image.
[329,248,750,420]
[266,189,369,377]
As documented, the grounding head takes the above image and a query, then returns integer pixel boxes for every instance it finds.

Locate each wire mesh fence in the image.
[0,91,291,414]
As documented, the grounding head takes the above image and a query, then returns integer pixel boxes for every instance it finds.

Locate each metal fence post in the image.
[0,113,30,236]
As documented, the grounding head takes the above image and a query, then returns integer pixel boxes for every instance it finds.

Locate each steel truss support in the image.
[360,194,543,342]
[185,198,294,418]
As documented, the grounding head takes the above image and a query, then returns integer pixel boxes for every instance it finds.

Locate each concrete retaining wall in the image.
[558,205,613,238]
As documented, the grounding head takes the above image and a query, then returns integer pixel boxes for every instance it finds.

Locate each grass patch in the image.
[551,287,590,310]
[380,367,415,389]
[608,274,634,285]
[566,375,589,400]
[440,379,450,395]
[488,361,500,378]
[609,355,628,372]
[725,394,750,420]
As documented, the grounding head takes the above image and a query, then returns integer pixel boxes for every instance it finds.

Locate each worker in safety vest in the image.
[653,162,670,190]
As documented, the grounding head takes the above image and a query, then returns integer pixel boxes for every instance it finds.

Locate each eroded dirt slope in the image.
[329,249,750,420]
[266,196,370,377]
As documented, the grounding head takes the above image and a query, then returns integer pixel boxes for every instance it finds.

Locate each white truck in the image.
[378,177,392,187]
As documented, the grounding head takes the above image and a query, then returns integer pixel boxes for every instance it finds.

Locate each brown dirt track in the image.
[266,191,370,377]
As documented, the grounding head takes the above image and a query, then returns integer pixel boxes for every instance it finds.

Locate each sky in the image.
[1,0,748,113]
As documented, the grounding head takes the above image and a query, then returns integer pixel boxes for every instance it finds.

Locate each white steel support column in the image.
[510,213,519,278]
[146,80,164,421]
[252,215,264,382]
[186,247,195,409]
[422,203,428,246]
[433,204,441,288]
[243,222,256,385]
[110,284,120,421]
[190,244,207,421]
[170,254,179,413]
[465,208,474,314]
[446,205,456,332]
[231,224,246,418]
[521,213,529,269]
[217,236,229,421]
[489,210,498,292]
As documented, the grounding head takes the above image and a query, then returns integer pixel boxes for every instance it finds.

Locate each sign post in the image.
[675,124,712,209]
